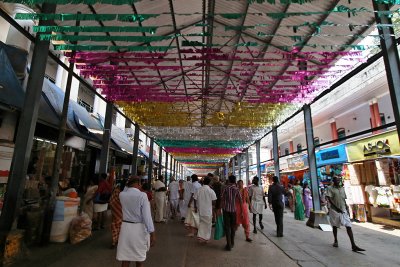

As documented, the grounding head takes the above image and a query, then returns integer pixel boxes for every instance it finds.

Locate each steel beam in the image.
[164,152,169,180]
[158,145,163,178]
[238,153,242,181]
[43,15,81,244]
[0,3,56,258]
[246,149,250,185]
[131,125,140,175]
[256,141,261,183]
[303,104,320,211]
[99,102,113,174]
[272,127,280,180]
[148,138,154,182]
[373,1,400,142]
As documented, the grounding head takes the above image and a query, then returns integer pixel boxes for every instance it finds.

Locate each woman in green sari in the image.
[293,180,305,221]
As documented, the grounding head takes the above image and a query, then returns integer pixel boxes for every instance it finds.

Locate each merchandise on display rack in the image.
[345,130,400,227]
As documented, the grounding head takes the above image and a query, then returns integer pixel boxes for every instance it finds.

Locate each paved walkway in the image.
[10,213,297,267]
[257,208,400,267]
[9,208,400,267]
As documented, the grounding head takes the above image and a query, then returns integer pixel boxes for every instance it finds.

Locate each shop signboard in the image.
[279,157,288,171]
[316,144,347,167]
[347,130,400,162]
[287,153,309,170]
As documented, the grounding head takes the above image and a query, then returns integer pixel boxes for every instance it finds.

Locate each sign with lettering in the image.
[363,139,390,156]
[316,144,347,167]
[346,130,400,162]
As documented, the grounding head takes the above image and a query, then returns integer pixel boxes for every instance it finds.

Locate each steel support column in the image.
[373,1,400,142]
[164,152,169,179]
[43,16,81,244]
[304,104,320,211]
[272,127,280,180]
[158,146,163,179]
[169,155,173,182]
[256,141,261,184]
[246,149,250,185]
[131,125,140,175]
[148,138,154,182]
[0,3,56,259]
[99,102,113,174]
[238,153,242,181]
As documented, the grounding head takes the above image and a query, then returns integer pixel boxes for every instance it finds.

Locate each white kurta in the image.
[195,185,217,241]
[249,186,265,214]
[116,187,154,262]
[154,180,167,222]
[180,181,192,219]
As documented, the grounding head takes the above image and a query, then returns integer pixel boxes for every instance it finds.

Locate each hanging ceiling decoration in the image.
[7,0,400,174]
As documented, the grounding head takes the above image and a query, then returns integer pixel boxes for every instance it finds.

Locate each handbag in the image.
[214,214,225,240]
[94,191,111,204]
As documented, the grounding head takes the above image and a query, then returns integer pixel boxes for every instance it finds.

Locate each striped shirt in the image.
[221,184,242,213]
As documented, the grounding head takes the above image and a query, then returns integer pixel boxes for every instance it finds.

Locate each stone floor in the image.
[9,208,400,267]
[257,208,400,267]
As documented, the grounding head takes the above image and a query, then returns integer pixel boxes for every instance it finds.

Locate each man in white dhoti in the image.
[168,177,180,219]
[194,176,217,243]
[153,176,167,223]
[180,176,192,221]
[184,174,202,237]
[327,176,365,252]
[117,177,155,267]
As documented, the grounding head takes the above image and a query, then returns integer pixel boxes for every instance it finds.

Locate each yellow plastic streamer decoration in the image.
[117,102,195,127]
[208,102,294,127]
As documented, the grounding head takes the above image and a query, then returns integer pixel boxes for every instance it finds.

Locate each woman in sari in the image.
[235,180,252,242]
[303,183,312,218]
[293,180,305,221]
[82,179,98,221]
[109,183,123,249]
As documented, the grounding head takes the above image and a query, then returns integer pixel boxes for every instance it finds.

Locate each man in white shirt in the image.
[180,176,192,221]
[194,176,217,242]
[184,174,202,237]
[168,177,180,219]
[153,176,167,223]
[117,177,155,267]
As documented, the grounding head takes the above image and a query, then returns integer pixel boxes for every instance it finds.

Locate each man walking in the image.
[221,175,242,251]
[268,176,285,237]
[327,176,365,252]
[168,177,180,219]
[194,176,217,243]
[153,176,167,223]
[117,177,155,267]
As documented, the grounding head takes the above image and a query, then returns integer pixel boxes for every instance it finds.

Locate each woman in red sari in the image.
[109,183,123,249]
[235,180,252,242]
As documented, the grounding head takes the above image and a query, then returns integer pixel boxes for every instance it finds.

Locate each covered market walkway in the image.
[1,0,400,265]
[9,209,400,267]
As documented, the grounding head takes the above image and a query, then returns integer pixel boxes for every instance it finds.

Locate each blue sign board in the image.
[316,144,347,167]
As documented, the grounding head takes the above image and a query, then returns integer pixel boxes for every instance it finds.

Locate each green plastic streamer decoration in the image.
[15,13,117,21]
[219,13,245,19]
[33,25,157,34]
[117,14,161,22]
[40,34,174,42]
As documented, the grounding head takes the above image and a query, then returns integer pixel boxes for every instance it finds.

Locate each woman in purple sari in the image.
[303,183,312,218]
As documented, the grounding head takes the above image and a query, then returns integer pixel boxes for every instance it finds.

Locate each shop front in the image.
[346,130,400,226]
[280,153,309,188]
[316,144,348,186]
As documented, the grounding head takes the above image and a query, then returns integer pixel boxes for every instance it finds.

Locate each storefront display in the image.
[316,144,348,186]
[346,130,400,225]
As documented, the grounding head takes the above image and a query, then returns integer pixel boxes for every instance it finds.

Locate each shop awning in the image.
[0,44,25,109]
[111,126,133,154]
[42,79,103,134]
